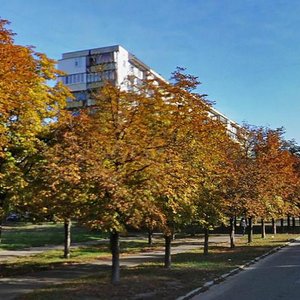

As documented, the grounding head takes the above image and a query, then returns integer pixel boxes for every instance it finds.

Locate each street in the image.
[192,239,300,300]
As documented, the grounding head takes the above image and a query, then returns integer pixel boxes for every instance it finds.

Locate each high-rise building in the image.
[58,45,239,138]
[58,45,163,109]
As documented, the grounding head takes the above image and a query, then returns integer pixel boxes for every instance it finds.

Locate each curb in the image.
[176,238,297,300]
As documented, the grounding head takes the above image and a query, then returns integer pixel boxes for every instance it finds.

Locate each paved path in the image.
[0,235,231,300]
[192,239,300,300]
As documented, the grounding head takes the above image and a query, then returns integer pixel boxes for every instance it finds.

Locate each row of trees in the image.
[1,19,300,284]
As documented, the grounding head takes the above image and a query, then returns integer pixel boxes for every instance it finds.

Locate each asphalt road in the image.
[192,239,300,300]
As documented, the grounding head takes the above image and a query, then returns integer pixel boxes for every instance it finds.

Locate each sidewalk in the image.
[0,234,232,300]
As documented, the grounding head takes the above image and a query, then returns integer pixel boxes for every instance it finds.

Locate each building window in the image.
[103,70,115,80]
[89,52,114,66]
[74,57,82,67]
[99,52,113,63]
[61,73,85,85]
[87,73,101,83]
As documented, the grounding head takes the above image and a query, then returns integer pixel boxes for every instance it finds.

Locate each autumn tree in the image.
[0,19,69,239]
[253,128,298,237]
[223,125,262,243]
[69,66,233,280]
[74,81,180,282]
[144,69,236,258]
[222,139,245,248]
[286,142,300,226]
[22,112,91,258]
[225,126,299,243]
[180,111,236,254]
[74,78,193,279]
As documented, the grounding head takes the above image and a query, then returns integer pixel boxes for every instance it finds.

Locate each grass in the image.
[7,233,300,300]
[0,222,107,250]
[0,236,163,277]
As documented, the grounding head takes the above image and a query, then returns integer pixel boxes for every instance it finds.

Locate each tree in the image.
[286,141,300,228]
[223,125,262,243]
[186,117,235,253]
[223,141,245,248]
[76,81,186,282]
[76,67,229,280]
[23,112,91,258]
[146,68,233,258]
[0,19,69,239]
[225,126,299,243]
[253,128,298,237]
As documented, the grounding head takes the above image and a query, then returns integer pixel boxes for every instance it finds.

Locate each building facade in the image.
[58,45,240,138]
[58,45,163,108]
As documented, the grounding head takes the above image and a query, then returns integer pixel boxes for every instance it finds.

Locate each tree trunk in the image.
[64,219,72,259]
[272,218,277,235]
[171,223,176,240]
[280,218,284,233]
[247,217,253,243]
[0,221,2,244]
[204,228,209,255]
[110,231,120,284]
[191,224,196,237]
[229,217,235,248]
[292,217,296,229]
[147,229,153,246]
[164,235,172,268]
[287,215,291,231]
[261,218,266,238]
[0,215,4,244]
[234,216,237,231]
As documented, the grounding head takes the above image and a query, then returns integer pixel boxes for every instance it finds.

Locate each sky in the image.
[1,0,300,143]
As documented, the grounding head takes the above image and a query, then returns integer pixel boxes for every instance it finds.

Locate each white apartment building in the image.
[58,45,240,139]
[58,45,163,108]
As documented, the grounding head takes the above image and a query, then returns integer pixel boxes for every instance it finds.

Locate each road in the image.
[192,239,300,300]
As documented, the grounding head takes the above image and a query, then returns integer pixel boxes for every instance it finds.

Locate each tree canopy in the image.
[0,19,70,219]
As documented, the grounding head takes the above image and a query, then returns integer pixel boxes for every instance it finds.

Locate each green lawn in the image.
[0,222,165,278]
[0,240,163,277]
[1,222,107,250]
[7,233,300,300]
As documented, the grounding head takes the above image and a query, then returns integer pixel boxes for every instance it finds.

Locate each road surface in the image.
[192,239,300,300]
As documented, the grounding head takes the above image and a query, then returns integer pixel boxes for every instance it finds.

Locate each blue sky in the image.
[2,0,300,143]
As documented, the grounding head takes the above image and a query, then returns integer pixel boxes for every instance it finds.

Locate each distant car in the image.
[6,213,19,222]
